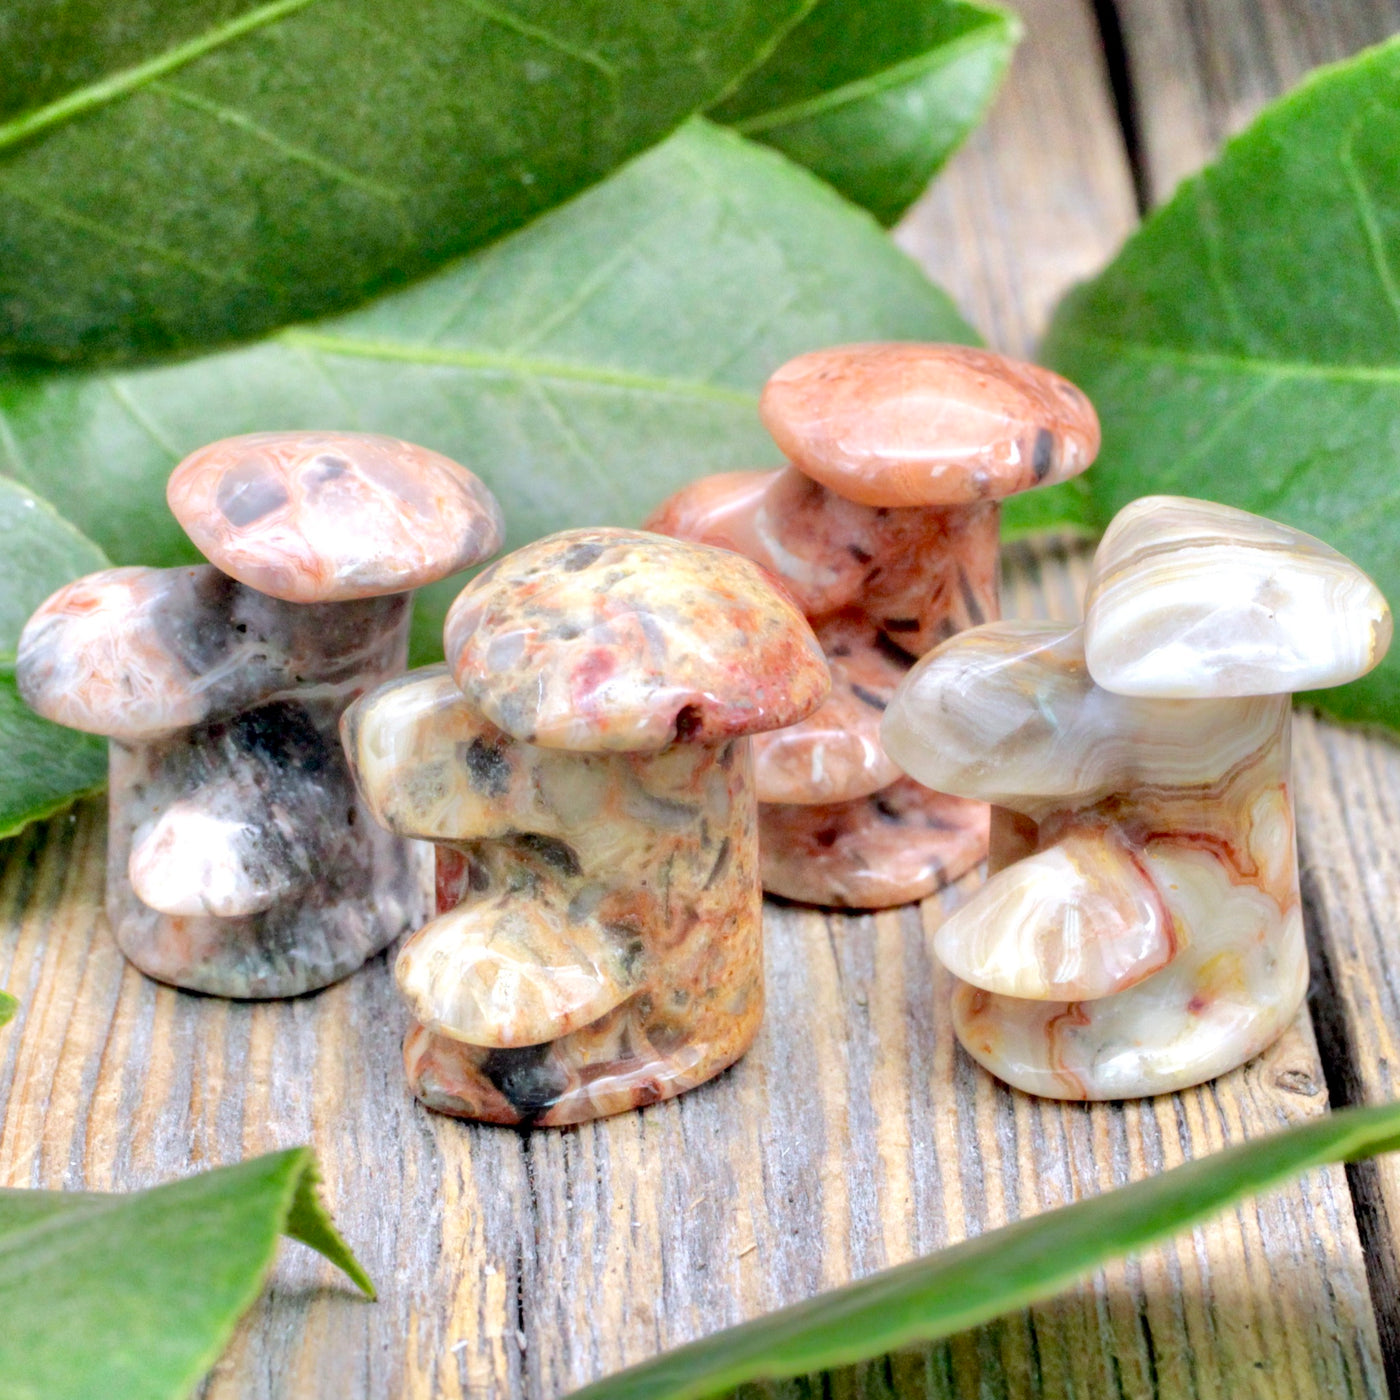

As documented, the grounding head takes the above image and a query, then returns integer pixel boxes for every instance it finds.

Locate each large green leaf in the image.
[0,1148,372,1400]
[569,1100,1400,1400]
[0,480,109,838]
[0,989,14,1028]
[1042,37,1400,728]
[0,120,974,665]
[0,0,813,363]
[711,0,1018,226]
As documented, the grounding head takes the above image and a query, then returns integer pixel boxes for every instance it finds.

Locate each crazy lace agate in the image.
[883,496,1392,1099]
[17,431,502,998]
[343,528,828,1126]
[648,343,1100,909]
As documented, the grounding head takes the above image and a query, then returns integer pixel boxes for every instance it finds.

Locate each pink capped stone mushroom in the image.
[647,342,1099,909]
[342,528,829,1126]
[17,431,503,998]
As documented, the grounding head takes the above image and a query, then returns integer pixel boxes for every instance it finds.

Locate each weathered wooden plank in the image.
[896,0,1138,357]
[1111,0,1400,1387]
[0,3,1388,1397]
[1115,0,1400,203]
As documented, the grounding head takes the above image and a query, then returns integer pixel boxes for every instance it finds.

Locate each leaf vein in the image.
[1339,111,1400,336]
[278,331,756,405]
[1051,333,1400,384]
[452,0,619,82]
[0,177,252,285]
[0,0,324,152]
[150,82,410,210]
[727,20,1009,136]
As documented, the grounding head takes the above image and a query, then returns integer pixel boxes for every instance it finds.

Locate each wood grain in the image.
[1114,0,1400,204]
[0,2,1392,1396]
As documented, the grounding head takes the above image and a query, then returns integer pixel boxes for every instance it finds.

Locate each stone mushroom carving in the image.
[881,496,1392,1099]
[342,527,829,1126]
[17,431,503,998]
[646,343,1100,908]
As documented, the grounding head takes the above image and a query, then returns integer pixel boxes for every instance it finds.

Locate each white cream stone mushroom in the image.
[881,496,1391,1100]
[17,432,503,998]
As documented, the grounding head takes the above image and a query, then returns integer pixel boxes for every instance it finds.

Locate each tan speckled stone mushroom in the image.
[647,343,1099,909]
[17,431,503,998]
[342,528,829,1126]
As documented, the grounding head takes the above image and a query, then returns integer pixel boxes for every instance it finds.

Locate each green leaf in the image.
[1042,36,1400,728]
[0,0,814,363]
[0,479,110,838]
[0,670,106,840]
[0,477,109,652]
[0,1148,373,1400]
[711,0,1018,225]
[0,989,14,1028]
[1000,472,1097,542]
[0,119,974,666]
[568,1100,1400,1400]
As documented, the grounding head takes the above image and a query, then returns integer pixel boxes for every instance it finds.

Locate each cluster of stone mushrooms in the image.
[14,344,1391,1122]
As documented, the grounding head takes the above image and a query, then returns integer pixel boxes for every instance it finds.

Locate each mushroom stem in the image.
[951,701,1304,1099]
[648,465,998,908]
[106,595,429,998]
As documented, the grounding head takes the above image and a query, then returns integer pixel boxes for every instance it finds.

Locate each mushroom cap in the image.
[759,343,1100,508]
[444,527,830,752]
[1084,496,1393,699]
[168,431,504,603]
[18,566,220,738]
[882,620,1290,819]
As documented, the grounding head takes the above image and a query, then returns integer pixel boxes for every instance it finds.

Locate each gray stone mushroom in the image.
[17,431,503,998]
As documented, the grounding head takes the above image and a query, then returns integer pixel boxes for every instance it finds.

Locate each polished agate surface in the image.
[344,528,828,1125]
[882,497,1392,1099]
[169,430,503,603]
[19,566,428,996]
[760,343,1100,508]
[648,343,1100,908]
[1085,496,1392,697]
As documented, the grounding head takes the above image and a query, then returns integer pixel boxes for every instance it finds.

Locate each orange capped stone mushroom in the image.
[648,343,1100,909]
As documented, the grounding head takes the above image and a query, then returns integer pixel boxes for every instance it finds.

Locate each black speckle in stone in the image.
[873,796,903,822]
[875,632,918,667]
[1032,427,1056,482]
[882,617,920,633]
[957,567,987,626]
[850,684,888,712]
[462,736,512,797]
[217,458,291,526]
[307,454,350,488]
[847,543,873,564]
[513,832,582,878]
[231,701,334,775]
[703,837,732,889]
[481,1044,567,1123]
[673,704,704,743]
[562,540,605,572]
